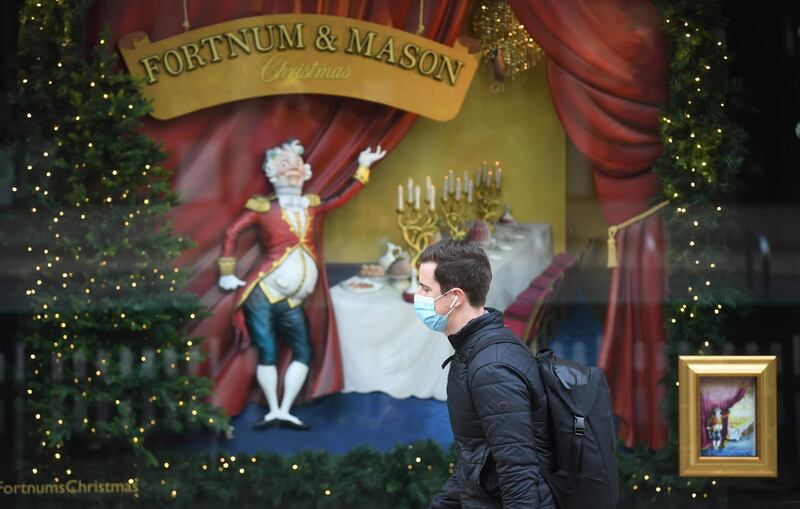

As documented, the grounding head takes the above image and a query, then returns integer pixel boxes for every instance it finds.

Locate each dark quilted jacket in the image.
[430,309,556,509]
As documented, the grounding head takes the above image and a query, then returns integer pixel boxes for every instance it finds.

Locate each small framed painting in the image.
[678,356,777,477]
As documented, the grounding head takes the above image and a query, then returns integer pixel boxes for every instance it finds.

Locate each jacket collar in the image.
[447,307,504,353]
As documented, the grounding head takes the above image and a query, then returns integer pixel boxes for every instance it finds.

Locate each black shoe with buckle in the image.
[253,417,278,430]
[278,418,310,431]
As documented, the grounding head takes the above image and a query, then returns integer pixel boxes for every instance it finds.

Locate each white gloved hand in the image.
[219,274,246,290]
[357,145,387,168]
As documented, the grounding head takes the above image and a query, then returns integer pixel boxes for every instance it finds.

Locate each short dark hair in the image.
[418,239,492,307]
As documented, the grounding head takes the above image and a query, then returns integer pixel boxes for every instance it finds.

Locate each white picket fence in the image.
[1,342,203,466]
[1,336,799,474]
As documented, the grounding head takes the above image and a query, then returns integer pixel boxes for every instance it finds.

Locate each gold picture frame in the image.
[679,356,777,477]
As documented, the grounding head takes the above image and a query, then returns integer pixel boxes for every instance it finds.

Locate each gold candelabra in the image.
[439,173,473,240]
[474,162,503,232]
[396,179,439,270]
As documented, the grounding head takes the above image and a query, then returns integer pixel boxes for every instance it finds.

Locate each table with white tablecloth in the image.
[330,223,553,401]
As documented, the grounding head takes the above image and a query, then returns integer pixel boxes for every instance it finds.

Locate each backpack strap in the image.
[458,333,546,416]
[571,370,602,489]
[568,415,585,489]
[452,329,537,397]
[463,328,522,366]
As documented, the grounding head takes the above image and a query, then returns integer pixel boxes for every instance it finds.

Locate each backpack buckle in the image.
[574,415,586,436]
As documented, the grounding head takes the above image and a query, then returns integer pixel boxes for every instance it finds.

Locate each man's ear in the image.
[450,288,464,309]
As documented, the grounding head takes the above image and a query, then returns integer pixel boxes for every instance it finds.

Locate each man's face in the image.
[272,150,306,187]
[418,262,458,315]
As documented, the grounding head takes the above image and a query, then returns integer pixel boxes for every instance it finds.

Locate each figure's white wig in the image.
[262,139,312,182]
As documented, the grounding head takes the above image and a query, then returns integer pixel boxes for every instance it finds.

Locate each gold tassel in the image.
[607,227,618,269]
[604,200,669,269]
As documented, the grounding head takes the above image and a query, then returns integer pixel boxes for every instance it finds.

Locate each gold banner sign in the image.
[119,14,480,121]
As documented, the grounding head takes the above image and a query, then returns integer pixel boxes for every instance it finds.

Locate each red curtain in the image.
[509,0,669,448]
[87,0,470,415]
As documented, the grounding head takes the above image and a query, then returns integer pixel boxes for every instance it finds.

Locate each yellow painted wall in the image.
[566,139,608,254]
[323,59,566,262]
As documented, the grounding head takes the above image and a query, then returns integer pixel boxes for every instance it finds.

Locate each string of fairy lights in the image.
[620,1,747,501]
[15,3,460,498]
[662,18,728,358]
[661,14,731,358]
[14,0,744,503]
[16,0,223,487]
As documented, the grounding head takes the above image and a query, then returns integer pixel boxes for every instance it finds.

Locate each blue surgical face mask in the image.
[414,289,458,333]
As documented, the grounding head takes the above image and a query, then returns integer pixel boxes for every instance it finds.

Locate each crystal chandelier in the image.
[472,0,545,92]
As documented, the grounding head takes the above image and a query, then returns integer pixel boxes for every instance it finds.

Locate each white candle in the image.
[456,177,462,200]
[425,177,432,204]
[475,169,481,187]
[397,185,404,210]
[448,169,454,193]
[467,179,473,203]
[496,168,502,188]
[414,185,421,210]
[407,178,413,202]
[463,170,469,185]
[430,185,436,211]
[485,169,491,187]
[443,176,449,201]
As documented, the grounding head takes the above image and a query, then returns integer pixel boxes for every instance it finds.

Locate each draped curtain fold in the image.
[88,0,470,415]
[509,0,669,448]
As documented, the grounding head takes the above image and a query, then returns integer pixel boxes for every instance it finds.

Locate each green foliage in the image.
[617,442,729,509]
[9,0,749,506]
[617,0,747,506]
[8,441,455,509]
[14,0,226,470]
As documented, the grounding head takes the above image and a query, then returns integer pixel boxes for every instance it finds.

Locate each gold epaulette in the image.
[304,194,321,207]
[245,195,271,212]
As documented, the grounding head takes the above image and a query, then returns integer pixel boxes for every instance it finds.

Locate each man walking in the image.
[415,239,555,508]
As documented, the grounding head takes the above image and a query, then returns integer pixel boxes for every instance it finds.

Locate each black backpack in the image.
[465,340,618,509]
[533,348,618,509]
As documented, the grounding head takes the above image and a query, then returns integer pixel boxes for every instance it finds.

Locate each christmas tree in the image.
[14,0,225,472]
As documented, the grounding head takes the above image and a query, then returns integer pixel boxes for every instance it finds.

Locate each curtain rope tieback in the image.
[607,200,669,268]
[182,0,190,32]
[416,0,425,35]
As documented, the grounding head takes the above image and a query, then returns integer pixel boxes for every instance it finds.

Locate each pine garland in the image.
[617,0,747,506]
[10,0,748,506]
[14,0,226,473]
[2,440,455,509]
